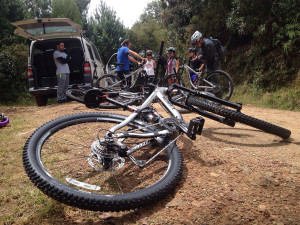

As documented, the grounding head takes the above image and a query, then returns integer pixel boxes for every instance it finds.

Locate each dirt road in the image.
[0,102,299,224]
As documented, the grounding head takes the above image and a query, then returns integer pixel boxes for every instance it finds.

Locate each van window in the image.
[87,44,94,60]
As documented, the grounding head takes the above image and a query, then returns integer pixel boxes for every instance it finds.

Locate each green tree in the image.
[23,0,52,18]
[89,0,125,63]
[128,1,167,54]
[0,44,30,104]
[52,0,81,24]
[75,0,91,29]
[0,0,26,40]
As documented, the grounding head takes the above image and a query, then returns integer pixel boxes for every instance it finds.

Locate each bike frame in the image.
[106,87,185,138]
[183,64,216,91]
[104,67,149,91]
[99,86,189,167]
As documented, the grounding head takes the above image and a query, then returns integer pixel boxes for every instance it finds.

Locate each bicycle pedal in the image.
[187,116,205,140]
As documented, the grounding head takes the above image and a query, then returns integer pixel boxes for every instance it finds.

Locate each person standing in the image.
[188,47,204,84]
[144,49,156,84]
[190,31,221,74]
[53,42,70,103]
[116,39,145,87]
[165,47,179,85]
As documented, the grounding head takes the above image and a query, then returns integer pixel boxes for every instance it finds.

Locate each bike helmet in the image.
[166,47,176,53]
[191,31,202,44]
[188,47,196,53]
[146,49,153,55]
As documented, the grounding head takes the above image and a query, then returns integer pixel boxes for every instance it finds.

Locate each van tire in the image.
[34,95,48,106]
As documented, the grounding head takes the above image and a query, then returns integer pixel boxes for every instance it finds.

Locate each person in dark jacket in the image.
[191,31,221,74]
[188,47,204,84]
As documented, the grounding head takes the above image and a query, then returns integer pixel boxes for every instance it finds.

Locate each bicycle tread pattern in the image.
[187,96,291,138]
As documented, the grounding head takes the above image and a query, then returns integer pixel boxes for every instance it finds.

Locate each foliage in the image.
[127,1,167,55]
[162,0,299,92]
[88,0,125,64]
[23,0,52,18]
[0,44,31,103]
[52,0,81,24]
[231,83,300,111]
[75,0,91,29]
[0,0,26,40]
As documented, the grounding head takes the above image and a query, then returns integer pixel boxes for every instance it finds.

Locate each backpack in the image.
[209,37,226,59]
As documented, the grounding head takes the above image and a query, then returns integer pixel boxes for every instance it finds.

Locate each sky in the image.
[88,0,154,28]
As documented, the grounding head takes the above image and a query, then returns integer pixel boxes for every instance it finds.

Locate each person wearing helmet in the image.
[190,31,221,74]
[117,39,145,87]
[188,47,204,84]
[144,50,156,84]
[165,47,180,85]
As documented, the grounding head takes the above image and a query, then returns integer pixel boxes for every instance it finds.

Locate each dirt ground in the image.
[0,101,299,224]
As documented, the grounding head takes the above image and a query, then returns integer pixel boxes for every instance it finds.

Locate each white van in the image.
[12,18,104,106]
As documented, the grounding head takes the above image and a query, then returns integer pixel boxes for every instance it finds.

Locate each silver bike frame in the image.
[109,87,184,138]
[103,67,144,91]
[183,64,216,90]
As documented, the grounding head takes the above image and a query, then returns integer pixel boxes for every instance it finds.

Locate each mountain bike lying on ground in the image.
[23,84,291,212]
[66,63,154,109]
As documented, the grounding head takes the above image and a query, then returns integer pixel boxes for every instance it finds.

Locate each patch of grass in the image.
[231,83,300,111]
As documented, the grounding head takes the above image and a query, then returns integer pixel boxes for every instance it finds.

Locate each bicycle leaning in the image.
[23,84,291,212]
[163,58,233,101]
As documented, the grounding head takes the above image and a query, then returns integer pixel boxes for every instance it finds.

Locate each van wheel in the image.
[34,95,48,106]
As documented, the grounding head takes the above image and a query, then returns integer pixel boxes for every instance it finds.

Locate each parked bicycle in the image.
[96,62,154,92]
[23,83,291,212]
[163,58,233,101]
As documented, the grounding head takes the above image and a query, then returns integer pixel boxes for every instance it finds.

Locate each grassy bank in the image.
[231,83,300,111]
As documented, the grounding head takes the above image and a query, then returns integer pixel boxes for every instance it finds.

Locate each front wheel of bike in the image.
[186,95,291,138]
[23,112,183,211]
[205,70,233,100]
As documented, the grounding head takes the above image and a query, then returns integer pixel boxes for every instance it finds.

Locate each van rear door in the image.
[11,18,82,40]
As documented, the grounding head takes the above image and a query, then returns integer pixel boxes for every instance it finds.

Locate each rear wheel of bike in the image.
[205,70,233,100]
[23,112,183,211]
[186,95,291,139]
[95,74,126,91]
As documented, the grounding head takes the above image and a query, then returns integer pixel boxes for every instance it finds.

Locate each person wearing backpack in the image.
[190,31,222,74]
